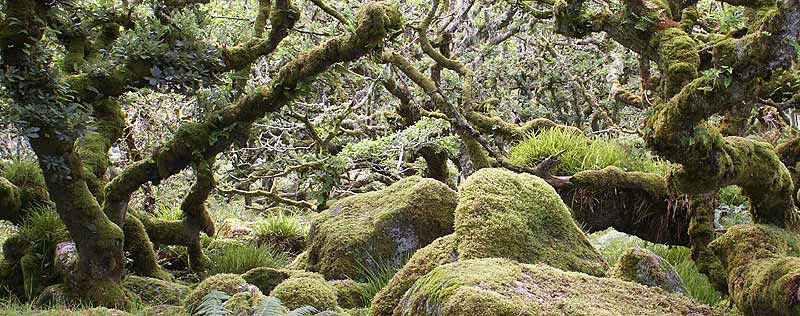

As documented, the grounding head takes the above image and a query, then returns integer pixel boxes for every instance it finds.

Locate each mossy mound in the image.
[32,284,77,308]
[610,247,687,294]
[287,250,310,270]
[330,279,366,309]
[183,273,249,313]
[397,258,715,316]
[271,273,339,311]
[455,168,607,276]
[122,275,189,306]
[371,234,458,316]
[306,176,457,279]
[223,291,268,315]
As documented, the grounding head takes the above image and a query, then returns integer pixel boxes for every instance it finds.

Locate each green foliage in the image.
[17,206,69,256]
[355,256,406,307]
[509,128,667,175]
[195,290,232,316]
[206,241,289,275]
[251,213,309,254]
[195,292,341,316]
[155,204,184,221]
[590,229,724,306]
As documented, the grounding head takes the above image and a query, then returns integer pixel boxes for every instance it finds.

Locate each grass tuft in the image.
[206,241,290,275]
[251,213,309,254]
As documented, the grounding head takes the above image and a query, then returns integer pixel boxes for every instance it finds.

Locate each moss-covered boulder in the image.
[330,279,366,309]
[32,284,77,308]
[122,275,189,305]
[610,247,687,294]
[307,176,457,279]
[183,273,249,312]
[0,177,21,221]
[397,258,715,316]
[287,250,310,270]
[454,168,607,276]
[271,273,339,311]
[371,234,458,316]
[241,267,293,294]
[223,291,268,315]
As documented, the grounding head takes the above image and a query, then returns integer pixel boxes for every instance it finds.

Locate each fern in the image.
[251,297,342,316]
[194,290,232,316]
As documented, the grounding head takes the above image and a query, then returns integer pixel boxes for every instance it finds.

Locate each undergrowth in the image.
[206,241,290,275]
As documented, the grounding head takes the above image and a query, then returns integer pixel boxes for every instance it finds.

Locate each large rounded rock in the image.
[183,273,251,313]
[372,169,609,316]
[610,247,688,294]
[454,168,607,276]
[271,273,339,311]
[122,275,189,305]
[306,176,457,279]
[397,258,715,316]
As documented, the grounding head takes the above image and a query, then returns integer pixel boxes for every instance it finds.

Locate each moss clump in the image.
[223,291,268,315]
[271,274,339,311]
[371,234,458,316]
[183,273,248,313]
[307,176,457,280]
[32,284,77,308]
[0,177,21,221]
[0,159,50,223]
[610,247,688,294]
[397,258,715,316]
[329,279,366,309]
[455,168,608,276]
[122,275,188,305]
[142,305,190,316]
[709,224,800,316]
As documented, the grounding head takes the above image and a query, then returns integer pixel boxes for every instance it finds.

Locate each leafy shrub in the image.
[509,128,667,175]
[207,241,289,275]
[251,213,309,254]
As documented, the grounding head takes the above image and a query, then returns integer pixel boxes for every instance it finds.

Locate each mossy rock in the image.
[0,177,21,221]
[330,279,366,309]
[610,247,688,294]
[397,258,716,316]
[371,234,458,316]
[183,273,249,313]
[455,168,607,276]
[271,273,339,311]
[223,291,268,315]
[122,275,189,306]
[307,176,457,279]
[345,307,372,316]
[241,267,292,294]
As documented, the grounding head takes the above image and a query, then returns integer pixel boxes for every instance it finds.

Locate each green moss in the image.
[455,168,608,276]
[0,177,21,222]
[610,247,688,294]
[271,274,339,311]
[709,224,800,315]
[121,276,188,306]
[31,284,77,308]
[329,279,366,309]
[223,291,268,315]
[397,258,715,316]
[0,159,50,223]
[183,273,248,313]
[307,176,457,280]
[371,234,458,316]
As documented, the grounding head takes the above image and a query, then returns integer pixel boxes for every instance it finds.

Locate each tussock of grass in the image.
[206,241,289,275]
[355,255,406,307]
[18,206,69,255]
[509,128,668,175]
[251,213,309,254]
